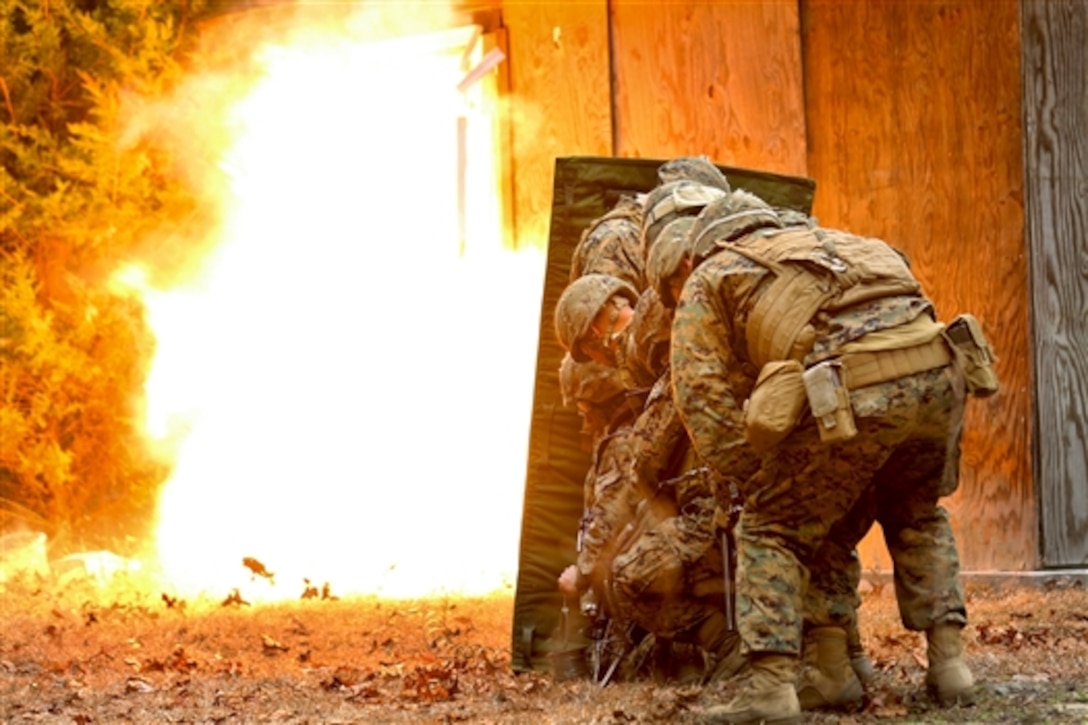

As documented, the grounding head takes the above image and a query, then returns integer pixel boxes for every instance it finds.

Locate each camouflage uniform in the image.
[568,311,725,645]
[616,287,672,394]
[649,205,876,679]
[570,196,646,292]
[604,374,723,640]
[670,218,968,659]
[803,491,875,660]
[572,391,648,602]
[557,267,737,675]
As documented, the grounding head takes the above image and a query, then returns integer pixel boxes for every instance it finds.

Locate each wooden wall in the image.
[802,0,1035,571]
[502,1,809,247]
[503,1,1054,572]
[502,2,612,249]
[1021,0,1088,568]
[610,0,807,176]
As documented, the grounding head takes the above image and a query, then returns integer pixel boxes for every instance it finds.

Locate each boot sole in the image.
[797,677,864,711]
[927,684,976,707]
[925,661,975,707]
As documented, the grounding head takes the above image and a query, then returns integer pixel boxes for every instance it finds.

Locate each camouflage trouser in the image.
[803,491,873,652]
[610,495,724,640]
[737,366,967,655]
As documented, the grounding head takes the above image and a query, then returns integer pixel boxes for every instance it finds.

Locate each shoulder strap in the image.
[724,227,921,366]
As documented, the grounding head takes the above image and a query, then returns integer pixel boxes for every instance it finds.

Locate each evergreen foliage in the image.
[1,0,212,553]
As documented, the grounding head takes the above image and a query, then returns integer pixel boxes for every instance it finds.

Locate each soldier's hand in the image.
[558,564,580,595]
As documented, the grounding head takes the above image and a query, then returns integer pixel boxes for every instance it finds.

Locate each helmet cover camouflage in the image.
[656,155,732,193]
[641,180,728,261]
[646,216,696,308]
[554,273,640,362]
[689,188,784,263]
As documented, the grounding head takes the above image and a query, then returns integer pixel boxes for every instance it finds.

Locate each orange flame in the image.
[115,5,542,602]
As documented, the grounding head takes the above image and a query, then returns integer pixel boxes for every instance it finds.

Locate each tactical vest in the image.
[721,226,921,367]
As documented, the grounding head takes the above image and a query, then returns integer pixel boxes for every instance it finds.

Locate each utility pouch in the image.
[803,360,858,444]
[744,360,807,451]
[944,314,999,397]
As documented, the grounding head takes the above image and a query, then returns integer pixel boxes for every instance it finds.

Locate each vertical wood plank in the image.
[610,0,807,176]
[502,2,612,249]
[485,28,517,250]
[502,1,611,671]
[802,0,1036,571]
[1021,0,1088,567]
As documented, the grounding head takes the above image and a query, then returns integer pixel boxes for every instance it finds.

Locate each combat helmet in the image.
[690,188,784,264]
[641,180,728,262]
[656,155,732,192]
[554,273,640,363]
[558,352,626,408]
[646,216,696,308]
[559,352,631,439]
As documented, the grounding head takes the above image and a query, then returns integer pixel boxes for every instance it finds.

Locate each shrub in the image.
[1,0,210,553]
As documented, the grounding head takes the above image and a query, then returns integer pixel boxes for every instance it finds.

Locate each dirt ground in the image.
[1,573,1086,724]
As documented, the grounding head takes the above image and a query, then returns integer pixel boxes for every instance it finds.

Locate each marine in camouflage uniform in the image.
[555,271,744,684]
[614,207,746,680]
[557,353,644,607]
[655,206,876,700]
[671,190,974,723]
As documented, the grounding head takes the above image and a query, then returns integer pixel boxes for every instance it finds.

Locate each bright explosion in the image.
[116,5,543,602]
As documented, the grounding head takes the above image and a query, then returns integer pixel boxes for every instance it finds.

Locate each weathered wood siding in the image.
[801,0,1035,570]
[504,1,1062,573]
[502,2,612,249]
[1021,0,1088,568]
[610,0,807,176]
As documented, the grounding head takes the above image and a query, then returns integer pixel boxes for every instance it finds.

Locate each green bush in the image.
[1,0,210,553]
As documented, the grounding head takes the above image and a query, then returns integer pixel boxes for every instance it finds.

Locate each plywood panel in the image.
[502,2,612,249]
[802,0,1035,570]
[1021,0,1088,568]
[610,0,807,176]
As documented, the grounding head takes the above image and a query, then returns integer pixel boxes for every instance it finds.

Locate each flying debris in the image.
[242,556,275,584]
[301,578,338,601]
[222,588,250,607]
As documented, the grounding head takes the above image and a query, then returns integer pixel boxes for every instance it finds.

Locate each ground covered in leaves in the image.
[1,575,1086,724]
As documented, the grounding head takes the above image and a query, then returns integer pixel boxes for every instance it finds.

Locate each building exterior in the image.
[501,0,1086,672]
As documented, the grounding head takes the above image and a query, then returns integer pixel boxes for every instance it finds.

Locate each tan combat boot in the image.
[702,653,802,724]
[693,610,747,684]
[796,626,864,710]
[925,623,975,705]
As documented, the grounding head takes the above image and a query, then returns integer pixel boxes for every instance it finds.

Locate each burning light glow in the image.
[119,6,543,602]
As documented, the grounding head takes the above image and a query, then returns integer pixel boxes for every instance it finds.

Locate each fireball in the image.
[115,4,542,603]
